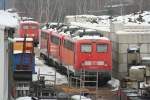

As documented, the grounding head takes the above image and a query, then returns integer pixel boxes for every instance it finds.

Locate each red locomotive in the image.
[18,21,40,46]
[40,28,112,86]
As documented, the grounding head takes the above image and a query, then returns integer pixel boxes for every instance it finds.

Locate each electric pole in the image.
[4,0,5,10]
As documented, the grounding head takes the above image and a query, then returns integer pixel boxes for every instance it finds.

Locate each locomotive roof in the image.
[72,28,103,37]
[20,21,39,25]
[72,35,109,40]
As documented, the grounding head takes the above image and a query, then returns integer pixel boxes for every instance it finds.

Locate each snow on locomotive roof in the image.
[0,10,18,27]
[14,38,33,41]
[20,21,39,24]
[69,25,80,28]
[73,35,109,40]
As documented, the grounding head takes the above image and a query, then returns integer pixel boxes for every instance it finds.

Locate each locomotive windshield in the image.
[96,44,107,52]
[81,44,92,52]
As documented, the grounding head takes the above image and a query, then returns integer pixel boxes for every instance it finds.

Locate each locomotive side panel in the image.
[61,39,75,67]
[40,30,50,56]
[49,33,61,62]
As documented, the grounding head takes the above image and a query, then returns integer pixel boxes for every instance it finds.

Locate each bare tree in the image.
[13,0,150,22]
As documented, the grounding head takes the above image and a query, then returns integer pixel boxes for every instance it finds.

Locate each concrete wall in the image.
[114,24,150,79]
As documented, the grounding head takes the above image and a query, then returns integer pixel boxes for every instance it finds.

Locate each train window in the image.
[64,40,74,51]
[96,44,107,52]
[51,35,60,45]
[22,25,29,29]
[81,44,92,52]
[41,31,47,39]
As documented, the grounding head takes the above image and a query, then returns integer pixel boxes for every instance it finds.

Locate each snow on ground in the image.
[71,95,92,100]
[0,10,19,27]
[108,77,120,91]
[15,96,35,100]
[33,56,68,85]
[113,11,150,24]
[70,21,110,32]
[140,82,150,88]
[66,11,150,33]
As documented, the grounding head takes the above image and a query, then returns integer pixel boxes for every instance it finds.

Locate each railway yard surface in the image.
[34,46,150,100]
[34,47,118,100]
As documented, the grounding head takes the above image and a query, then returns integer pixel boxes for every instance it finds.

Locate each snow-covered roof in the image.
[130,66,146,69]
[142,57,150,61]
[13,50,32,54]
[116,30,150,34]
[65,11,150,33]
[14,38,33,41]
[20,21,39,24]
[0,10,19,27]
[73,35,109,40]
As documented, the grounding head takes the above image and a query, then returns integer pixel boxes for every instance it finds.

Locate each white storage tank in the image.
[0,26,8,100]
[0,26,15,100]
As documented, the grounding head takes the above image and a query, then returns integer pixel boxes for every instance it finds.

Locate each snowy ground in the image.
[66,11,150,33]
[32,56,68,85]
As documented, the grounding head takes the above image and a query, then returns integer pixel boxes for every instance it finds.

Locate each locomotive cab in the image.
[18,21,40,46]
[73,33,112,86]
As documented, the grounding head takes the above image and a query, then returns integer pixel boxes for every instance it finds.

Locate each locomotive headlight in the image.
[32,34,35,36]
[97,61,104,65]
[82,61,92,66]
[104,63,108,66]
[81,61,107,66]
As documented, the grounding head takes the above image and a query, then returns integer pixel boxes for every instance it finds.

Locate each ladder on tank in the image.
[67,68,99,99]
[79,69,99,100]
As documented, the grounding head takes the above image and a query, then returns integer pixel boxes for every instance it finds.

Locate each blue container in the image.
[13,53,35,73]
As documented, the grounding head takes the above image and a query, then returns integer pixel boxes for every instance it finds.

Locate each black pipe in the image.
[4,0,5,11]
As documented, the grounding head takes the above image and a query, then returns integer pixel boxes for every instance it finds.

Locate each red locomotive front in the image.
[18,21,40,46]
[75,36,112,71]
